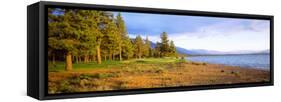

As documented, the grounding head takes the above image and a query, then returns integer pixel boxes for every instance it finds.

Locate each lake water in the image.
[186,54,270,70]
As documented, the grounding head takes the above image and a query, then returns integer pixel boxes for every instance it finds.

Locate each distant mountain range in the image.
[177,47,269,55]
[150,41,269,55]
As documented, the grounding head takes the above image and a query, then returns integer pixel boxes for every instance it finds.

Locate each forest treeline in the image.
[48,8,177,71]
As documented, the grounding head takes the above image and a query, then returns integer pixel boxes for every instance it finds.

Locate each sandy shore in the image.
[48,62,270,94]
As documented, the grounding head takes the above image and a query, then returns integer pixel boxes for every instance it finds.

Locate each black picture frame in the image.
[27,1,274,100]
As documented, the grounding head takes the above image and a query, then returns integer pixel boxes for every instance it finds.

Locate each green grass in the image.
[123,57,183,64]
[48,57,184,72]
[48,60,122,72]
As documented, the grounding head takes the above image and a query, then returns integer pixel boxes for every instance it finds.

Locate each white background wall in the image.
[0,0,279,101]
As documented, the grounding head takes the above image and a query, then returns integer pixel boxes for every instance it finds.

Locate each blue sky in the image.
[114,12,270,52]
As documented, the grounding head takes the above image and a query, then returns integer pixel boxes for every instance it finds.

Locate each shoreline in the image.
[48,61,270,94]
[187,53,269,57]
[193,62,270,71]
[185,54,270,71]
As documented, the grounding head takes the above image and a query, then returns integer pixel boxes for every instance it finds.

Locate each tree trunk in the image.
[87,55,89,63]
[72,55,75,63]
[138,53,141,59]
[109,50,112,61]
[65,52,72,71]
[119,45,122,61]
[52,54,55,64]
[88,55,91,62]
[127,55,130,60]
[84,55,87,63]
[112,54,114,61]
[96,45,101,64]
[92,55,96,62]
[78,56,81,63]
[113,50,115,61]
[75,56,78,63]
[104,55,107,61]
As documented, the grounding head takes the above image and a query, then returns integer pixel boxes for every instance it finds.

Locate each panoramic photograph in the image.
[47,8,270,94]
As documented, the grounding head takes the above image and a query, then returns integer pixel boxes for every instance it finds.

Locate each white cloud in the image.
[168,20,270,52]
[171,19,269,38]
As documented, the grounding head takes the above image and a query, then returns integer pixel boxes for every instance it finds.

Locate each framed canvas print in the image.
[27,1,274,100]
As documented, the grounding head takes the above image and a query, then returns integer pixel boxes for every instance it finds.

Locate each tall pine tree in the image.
[134,35,144,59]
[169,40,177,57]
[144,36,151,57]
[160,32,170,57]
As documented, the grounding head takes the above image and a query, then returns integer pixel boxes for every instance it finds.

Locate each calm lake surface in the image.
[186,54,270,70]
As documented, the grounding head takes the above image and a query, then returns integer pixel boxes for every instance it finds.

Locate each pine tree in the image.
[155,41,162,57]
[48,9,82,71]
[169,40,177,56]
[102,16,121,61]
[134,35,144,59]
[143,36,151,57]
[160,32,170,57]
[78,10,101,63]
[48,9,107,70]
[122,38,134,59]
[116,13,127,61]
[48,8,63,64]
